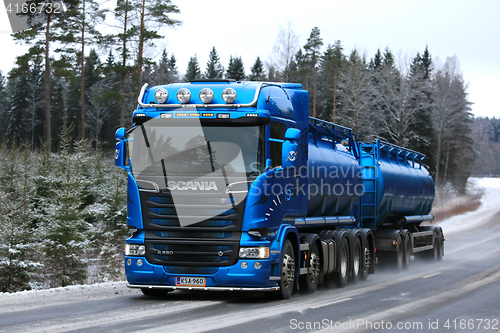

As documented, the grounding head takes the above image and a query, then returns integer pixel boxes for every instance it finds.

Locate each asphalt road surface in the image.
[1,211,500,333]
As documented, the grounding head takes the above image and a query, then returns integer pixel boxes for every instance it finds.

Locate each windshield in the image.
[127,118,265,178]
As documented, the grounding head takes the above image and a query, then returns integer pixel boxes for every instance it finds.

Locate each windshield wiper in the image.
[206,140,216,173]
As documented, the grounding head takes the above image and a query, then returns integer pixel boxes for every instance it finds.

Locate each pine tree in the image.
[60,0,106,139]
[303,27,323,117]
[6,54,32,144]
[250,56,265,81]
[0,141,40,292]
[99,51,121,150]
[136,0,181,90]
[289,49,310,88]
[42,125,91,287]
[83,49,104,147]
[168,54,180,82]
[51,82,67,146]
[320,41,345,122]
[11,0,83,149]
[151,50,179,85]
[185,55,201,82]
[111,0,138,128]
[204,47,224,79]
[407,49,434,171]
[370,49,383,71]
[226,56,246,81]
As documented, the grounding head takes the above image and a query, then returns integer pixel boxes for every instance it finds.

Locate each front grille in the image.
[139,178,247,267]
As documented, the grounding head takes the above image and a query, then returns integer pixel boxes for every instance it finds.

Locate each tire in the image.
[299,240,320,294]
[277,239,296,299]
[360,241,370,281]
[431,230,439,261]
[360,229,374,279]
[385,233,403,271]
[436,228,444,261]
[141,288,169,297]
[395,233,404,271]
[336,236,349,288]
[403,232,411,270]
[351,236,362,283]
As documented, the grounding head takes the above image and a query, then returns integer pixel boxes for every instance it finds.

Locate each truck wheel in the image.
[299,241,320,294]
[432,230,439,261]
[385,234,404,271]
[437,228,444,261]
[351,237,362,283]
[141,288,169,297]
[277,239,296,299]
[336,237,350,288]
[360,229,374,280]
[360,244,370,281]
[395,233,404,271]
[403,233,411,270]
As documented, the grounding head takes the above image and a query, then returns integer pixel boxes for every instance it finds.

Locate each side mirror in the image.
[115,127,126,140]
[115,140,126,169]
[282,128,301,168]
[284,128,301,141]
[115,128,127,169]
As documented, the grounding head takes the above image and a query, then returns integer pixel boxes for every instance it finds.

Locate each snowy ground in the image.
[432,177,500,235]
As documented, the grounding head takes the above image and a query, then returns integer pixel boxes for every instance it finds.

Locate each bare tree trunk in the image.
[137,0,146,90]
[80,0,86,139]
[435,126,442,186]
[332,69,337,123]
[443,140,450,183]
[312,66,317,118]
[119,3,129,128]
[44,6,52,149]
[80,0,85,139]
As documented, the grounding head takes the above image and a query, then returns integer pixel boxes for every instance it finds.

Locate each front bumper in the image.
[127,284,279,292]
[125,256,279,289]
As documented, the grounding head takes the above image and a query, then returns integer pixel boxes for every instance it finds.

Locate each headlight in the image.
[199,88,214,104]
[177,88,191,104]
[125,244,145,256]
[221,88,237,104]
[154,88,168,103]
[239,247,269,259]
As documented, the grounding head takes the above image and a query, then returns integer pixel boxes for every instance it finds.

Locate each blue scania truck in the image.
[114,80,442,299]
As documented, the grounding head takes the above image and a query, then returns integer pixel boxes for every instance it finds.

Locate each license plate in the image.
[175,276,206,287]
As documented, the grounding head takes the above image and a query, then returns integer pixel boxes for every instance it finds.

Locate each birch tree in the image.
[271,20,299,82]
[431,56,473,190]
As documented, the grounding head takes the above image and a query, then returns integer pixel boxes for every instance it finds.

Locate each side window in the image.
[270,121,287,168]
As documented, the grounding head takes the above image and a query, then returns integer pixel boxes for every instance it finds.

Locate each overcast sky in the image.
[1,0,499,118]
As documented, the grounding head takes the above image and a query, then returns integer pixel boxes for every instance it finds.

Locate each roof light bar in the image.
[137,83,270,109]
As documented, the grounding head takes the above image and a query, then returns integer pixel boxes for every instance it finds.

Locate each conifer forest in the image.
[0,0,499,292]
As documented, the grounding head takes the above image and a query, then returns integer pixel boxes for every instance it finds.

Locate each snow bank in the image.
[434,177,500,235]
